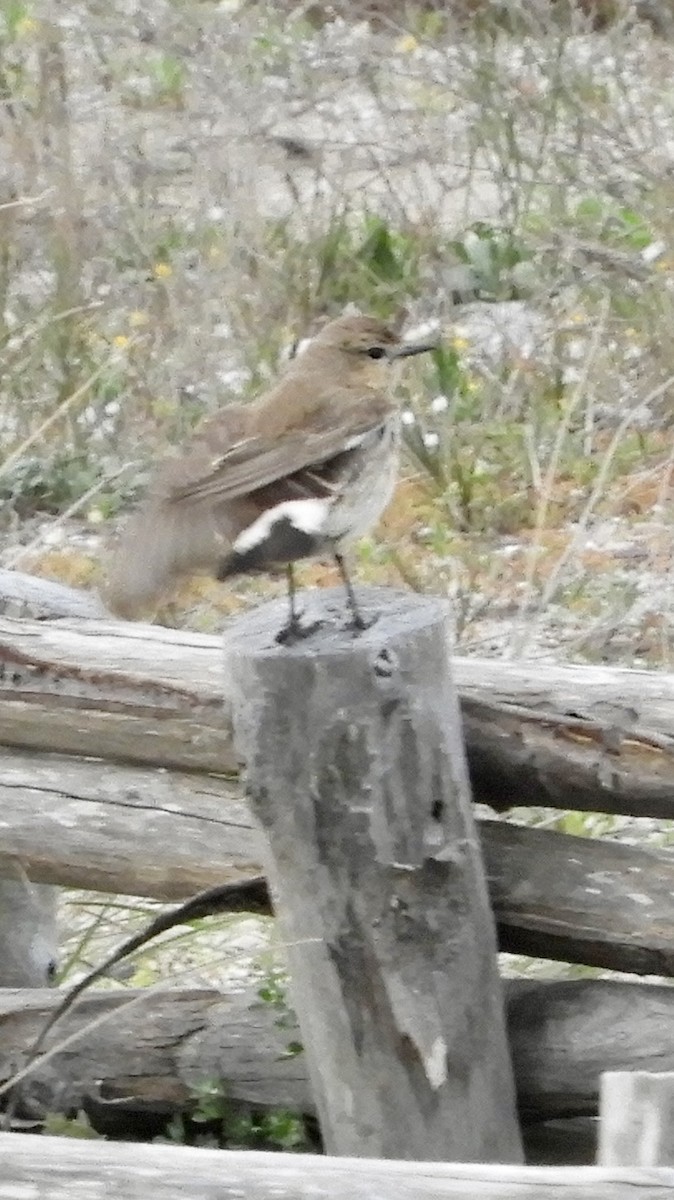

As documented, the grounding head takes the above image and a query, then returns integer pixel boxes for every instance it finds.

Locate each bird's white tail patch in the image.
[234,498,330,555]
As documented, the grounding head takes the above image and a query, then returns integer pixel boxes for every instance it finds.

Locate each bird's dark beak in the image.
[391,339,439,359]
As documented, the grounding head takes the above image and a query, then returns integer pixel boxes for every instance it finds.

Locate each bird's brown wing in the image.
[163,385,394,507]
[103,383,393,619]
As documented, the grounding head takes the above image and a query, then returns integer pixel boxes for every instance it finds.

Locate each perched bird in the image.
[103,313,436,642]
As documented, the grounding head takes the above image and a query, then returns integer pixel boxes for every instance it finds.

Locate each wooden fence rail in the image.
[1,1132,673,1199]
[2,588,674,818]
[2,981,674,1129]
[3,577,674,1171]
[0,585,674,975]
[1,748,673,973]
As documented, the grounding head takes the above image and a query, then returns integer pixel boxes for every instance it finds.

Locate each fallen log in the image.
[2,980,674,1130]
[1,587,674,818]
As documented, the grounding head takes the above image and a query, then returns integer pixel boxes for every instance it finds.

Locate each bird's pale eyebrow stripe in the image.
[233,498,329,554]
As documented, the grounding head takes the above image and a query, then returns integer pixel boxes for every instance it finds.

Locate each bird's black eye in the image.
[366,346,386,360]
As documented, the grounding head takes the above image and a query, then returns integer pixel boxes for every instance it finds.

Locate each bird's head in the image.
[297,314,438,387]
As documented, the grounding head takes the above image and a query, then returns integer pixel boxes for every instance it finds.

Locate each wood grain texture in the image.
[0,570,100,988]
[0,747,257,896]
[3,980,674,1130]
[0,875,55,988]
[599,1072,674,1166]
[3,754,674,974]
[1,1133,674,1198]
[484,820,674,976]
[3,587,674,817]
[225,589,522,1163]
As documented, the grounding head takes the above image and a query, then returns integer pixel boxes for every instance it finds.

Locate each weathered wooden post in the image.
[0,872,56,987]
[599,1071,674,1166]
[224,585,523,1163]
[0,570,98,989]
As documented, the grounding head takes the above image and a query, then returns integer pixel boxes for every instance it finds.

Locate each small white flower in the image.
[401,409,416,426]
[562,366,582,385]
[430,394,449,414]
[44,526,65,547]
[216,368,250,391]
[642,240,666,264]
[424,432,440,449]
[404,321,439,343]
[567,338,586,361]
[208,205,226,221]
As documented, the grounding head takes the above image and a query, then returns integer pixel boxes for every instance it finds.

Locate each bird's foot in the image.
[345,611,378,636]
[275,613,323,646]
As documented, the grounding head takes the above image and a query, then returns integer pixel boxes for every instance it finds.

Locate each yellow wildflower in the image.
[395,34,419,54]
[153,262,173,279]
[15,15,39,38]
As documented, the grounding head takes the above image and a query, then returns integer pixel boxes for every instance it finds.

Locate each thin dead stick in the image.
[0,301,104,354]
[0,878,271,1120]
[0,340,139,484]
[0,923,314,1124]
[508,294,609,658]
[517,371,674,654]
[5,460,140,569]
[0,188,54,213]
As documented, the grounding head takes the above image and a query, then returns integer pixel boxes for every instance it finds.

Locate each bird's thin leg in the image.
[334,552,373,633]
[276,563,322,645]
[286,562,299,625]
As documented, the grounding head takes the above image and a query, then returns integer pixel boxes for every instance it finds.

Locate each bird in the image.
[103,312,437,643]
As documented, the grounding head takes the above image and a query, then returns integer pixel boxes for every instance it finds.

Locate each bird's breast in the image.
[326,418,400,544]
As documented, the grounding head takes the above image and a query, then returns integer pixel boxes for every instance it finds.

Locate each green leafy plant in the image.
[261,210,428,333]
[570,196,654,252]
[257,967,303,1053]
[147,53,187,107]
[161,1079,312,1152]
[43,1111,105,1140]
[450,223,536,301]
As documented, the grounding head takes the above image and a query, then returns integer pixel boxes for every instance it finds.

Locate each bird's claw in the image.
[345,611,378,636]
[275,615,323,646]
